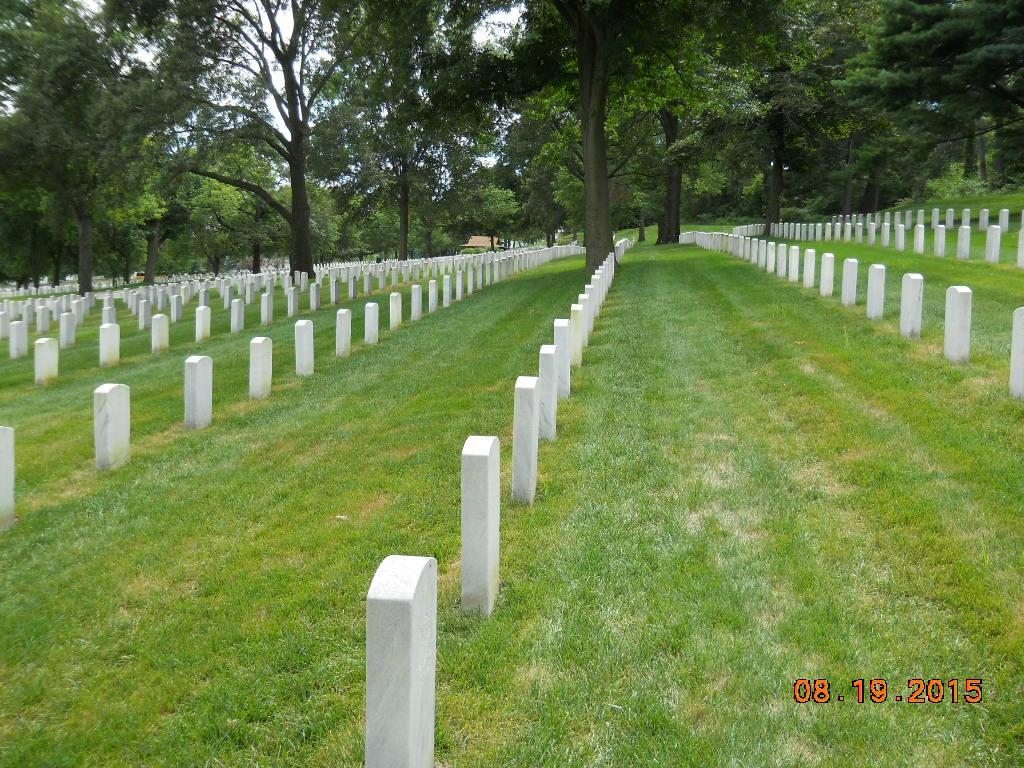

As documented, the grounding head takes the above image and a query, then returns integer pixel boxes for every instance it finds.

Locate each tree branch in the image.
[188,167,293,224]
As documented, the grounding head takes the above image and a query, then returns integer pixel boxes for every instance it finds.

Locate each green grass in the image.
[1,242,1022,765]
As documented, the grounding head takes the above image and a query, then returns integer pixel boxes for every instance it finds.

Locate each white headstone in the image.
[94,383,130,470]
[553,319,571,399]
[914,224,925,253]
[365,302,379,344]
[935,225,946,257]
[365,555,436,768]
[841,258,858,306]
[261,292,273,326]
[538,345,558,440]
[895,223,905,251]
[461,436,500,615]
[0,427,12,530]
[411,284,422,321]
[34,338,58,385]
[820,253,835,298]
[99,323,120,367]
[985,225,1001,263]
[249,337,273,398]
[295,320,314,376]
[59,312,76,349]
[336,309,352,357]
[1011,307,1024,398]
[802,249,816,288]
[944,286,972,363]
[428,280,437,313]
[899,273,924,339]
[8,320,27,359]
[866,265,885,319]
[184,355,213,429]
[443,275,452,308]
[138,299,151,330]
[151,314,169,353]
[390,292,402,331]
[196,305,211,341]
[957,226,971,260]
[230,298,244,333]
[569,304,585,367]
[512,375,540,504]
[979,208,989,231]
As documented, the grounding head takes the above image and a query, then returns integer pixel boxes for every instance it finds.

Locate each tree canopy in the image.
[1,0,1020,286]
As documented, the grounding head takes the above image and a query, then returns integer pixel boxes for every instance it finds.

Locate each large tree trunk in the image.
[765,115,785,224]
[398,172,411,260]
[559,3,613,272]
[145,220,161,283]
[859,170,881,213]
[29,222,41,289]
[75,207,94,294]
[963,130,977,178]
[657,108,682,244]
[978,120,988,183]
[252,238,262,273]
[289,142,314,276]
[52,242,67,287]
[840,137,856,215]
[840,177,854,216]
[638,216,646,242]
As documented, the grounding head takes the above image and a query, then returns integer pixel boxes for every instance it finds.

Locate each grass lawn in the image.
[1,243,1021,765]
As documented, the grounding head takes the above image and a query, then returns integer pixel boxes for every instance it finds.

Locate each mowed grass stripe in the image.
[0,256,587,766]
[448,244,1019,766]
[0,265,560,504]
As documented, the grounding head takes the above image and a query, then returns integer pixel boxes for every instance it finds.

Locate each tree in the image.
[135,0,364,276]
[512,0,759,270]
[338,0,489,260]
[474,185,519,249]
[860,0,1024,120]
[0,0,159,292]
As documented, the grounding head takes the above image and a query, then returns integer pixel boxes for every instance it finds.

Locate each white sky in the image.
[473,5,524,47]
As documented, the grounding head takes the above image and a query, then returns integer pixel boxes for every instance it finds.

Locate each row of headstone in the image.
[766,214,1024,267]
[821,207,1022,233]
[689,229,1024,397]
[365,241,629,767]
[0,243,587,525]
[12,245,586,383]
[3,245,574,362]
